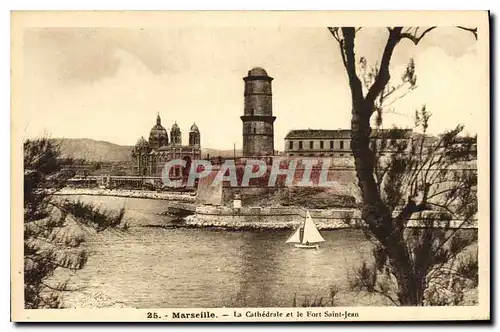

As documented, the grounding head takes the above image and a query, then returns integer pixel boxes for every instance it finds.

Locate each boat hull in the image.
[294,244,319,249]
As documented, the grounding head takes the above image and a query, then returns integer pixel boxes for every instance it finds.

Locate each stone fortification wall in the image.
[185,206,477,230]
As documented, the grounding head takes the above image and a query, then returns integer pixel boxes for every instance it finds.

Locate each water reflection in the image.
[232,231,282,307]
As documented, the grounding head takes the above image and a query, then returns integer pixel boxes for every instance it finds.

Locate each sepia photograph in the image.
[10,10,490,322]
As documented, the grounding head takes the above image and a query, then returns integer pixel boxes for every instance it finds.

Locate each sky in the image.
[21,26,480,150]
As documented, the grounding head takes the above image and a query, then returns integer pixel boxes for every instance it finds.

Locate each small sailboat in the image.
[286,210,326,249]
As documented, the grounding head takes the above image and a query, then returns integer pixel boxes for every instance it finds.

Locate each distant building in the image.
[241,67,276,157]
[59,158,94,176]
[284,128,413,157]
[132,114,201,177]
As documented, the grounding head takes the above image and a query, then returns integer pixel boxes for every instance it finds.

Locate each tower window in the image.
[340,141,344,150]
[289,141,294,150]
[299,141,303,150]
[309,141,314,149]
[330,141,334,149]
[253,128,256,134]
[320,141,324,149]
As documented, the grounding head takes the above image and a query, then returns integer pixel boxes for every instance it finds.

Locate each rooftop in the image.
[248,67,268,76]
[285,128,414,139]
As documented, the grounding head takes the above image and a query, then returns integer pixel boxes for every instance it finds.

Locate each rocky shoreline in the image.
[56,188,478,231]
[181,214,478,231]
[182,215,349,230]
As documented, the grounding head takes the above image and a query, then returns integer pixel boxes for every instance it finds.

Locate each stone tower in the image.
[241,67,276,157]
[189,122,201,147]
[170,122,182,146]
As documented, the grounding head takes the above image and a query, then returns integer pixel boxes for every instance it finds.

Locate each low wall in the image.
[55,188,196,202]
[184,213,351,230]
[184,206,477,230]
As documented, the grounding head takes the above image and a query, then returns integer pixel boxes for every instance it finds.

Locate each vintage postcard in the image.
[11,11,490,322]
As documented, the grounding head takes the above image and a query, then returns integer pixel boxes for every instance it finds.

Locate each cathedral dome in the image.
[149,114,169,148]
[149,124,168,139]
[190,122,199,132]
[248,67,268,76]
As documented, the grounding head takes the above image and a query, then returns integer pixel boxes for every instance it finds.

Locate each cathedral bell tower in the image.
[241,67,276,157]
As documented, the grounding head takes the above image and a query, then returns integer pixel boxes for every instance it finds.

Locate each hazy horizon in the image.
[21,26,480,150]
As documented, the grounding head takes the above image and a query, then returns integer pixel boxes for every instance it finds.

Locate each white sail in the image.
[301,211,325,244]
[286,226,302,243]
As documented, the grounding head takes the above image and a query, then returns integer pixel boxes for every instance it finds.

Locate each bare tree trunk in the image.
[333,25,478,307]
[351,101,423,306]
[343,27,425,306]
[388,242,421,306]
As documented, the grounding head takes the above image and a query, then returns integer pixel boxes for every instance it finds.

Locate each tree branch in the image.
[328,28,349,74]
[426,202,457,219]
[457,26,478,40]
[425,183,475,202]
[328,27,340,42]
[41,281,85,292]
[394,199,433,233]
[430,215,476,259]
[365,28,403,108]
[373,286,399,306]
[341,27,364,102]
[400,27,437,45]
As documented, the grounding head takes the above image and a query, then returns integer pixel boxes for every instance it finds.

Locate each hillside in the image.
[201,148,243,159]
[51,138,245,162]
[52,138,286,162]
[52,138,133,162]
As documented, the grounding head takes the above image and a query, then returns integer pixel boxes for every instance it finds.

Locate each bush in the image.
[24,138,125,308]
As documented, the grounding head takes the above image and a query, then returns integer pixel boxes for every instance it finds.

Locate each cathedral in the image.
[132,66,275,181]
[132,114,201,177]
